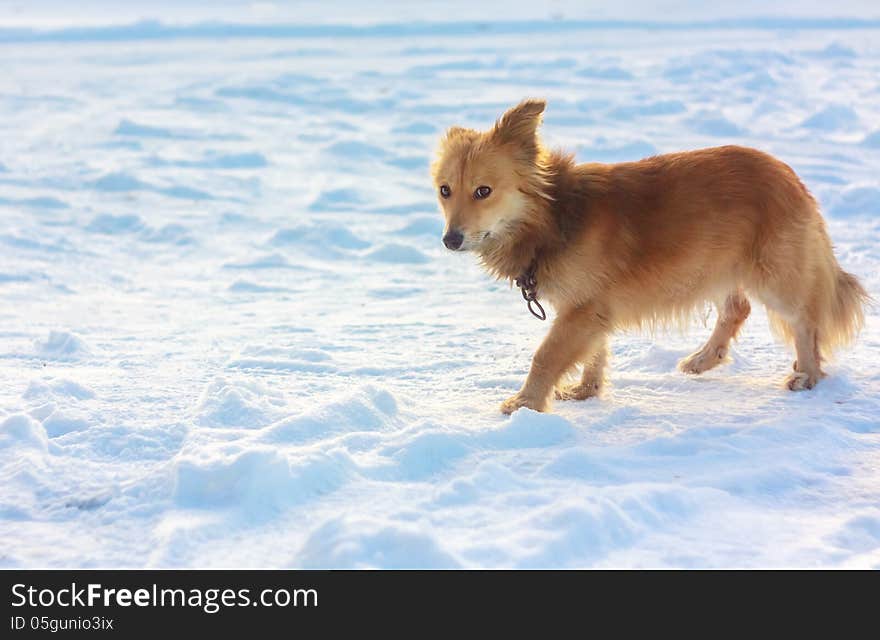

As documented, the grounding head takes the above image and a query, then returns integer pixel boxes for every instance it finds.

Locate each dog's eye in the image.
[474,186,492,199]
[439,185,451,199]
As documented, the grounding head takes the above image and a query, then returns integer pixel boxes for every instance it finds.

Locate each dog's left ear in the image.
[492,98,546,148]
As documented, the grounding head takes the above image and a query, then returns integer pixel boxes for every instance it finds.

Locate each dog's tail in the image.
[820,266,869,355]
[766,213,870,359]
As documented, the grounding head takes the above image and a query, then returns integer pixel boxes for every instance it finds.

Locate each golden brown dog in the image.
[432,99,868,414]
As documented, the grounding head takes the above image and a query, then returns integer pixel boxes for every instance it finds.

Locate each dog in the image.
[432,99,868,414]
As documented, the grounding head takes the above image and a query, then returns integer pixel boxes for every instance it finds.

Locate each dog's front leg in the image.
[501,305,608,414]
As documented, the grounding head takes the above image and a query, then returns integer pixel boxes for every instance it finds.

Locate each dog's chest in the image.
[537,262,600,310]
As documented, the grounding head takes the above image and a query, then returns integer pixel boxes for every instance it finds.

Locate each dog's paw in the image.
[554,381,600,401]
[678,345,728,375]
[784,370,819,391]
[500,392,548,415]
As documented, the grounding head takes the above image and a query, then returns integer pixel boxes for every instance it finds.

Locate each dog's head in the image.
[432,99,549,253]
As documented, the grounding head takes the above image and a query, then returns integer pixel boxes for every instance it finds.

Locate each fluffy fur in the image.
[432,99,869,414]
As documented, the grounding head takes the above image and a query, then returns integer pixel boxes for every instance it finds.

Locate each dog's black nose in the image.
[443,229,464,251]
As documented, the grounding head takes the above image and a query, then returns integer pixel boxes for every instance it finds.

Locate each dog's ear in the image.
[444,126,470,139]
[440,126,479,147]
[492,99,546,147]
[433,126,478,179]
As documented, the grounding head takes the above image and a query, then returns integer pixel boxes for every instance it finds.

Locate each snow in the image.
[1,2,879,568]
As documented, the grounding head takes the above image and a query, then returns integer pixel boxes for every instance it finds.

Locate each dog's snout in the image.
[443,229,464,251]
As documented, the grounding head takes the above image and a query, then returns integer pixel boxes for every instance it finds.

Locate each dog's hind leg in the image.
[555,335,608,400]
[679,289,750,375]
[783,318,825,390]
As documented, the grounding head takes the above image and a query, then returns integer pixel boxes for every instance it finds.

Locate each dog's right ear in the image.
[439,126,479,146]
[491,99,546,148]
[444,126,469,139]
[433,127,477,179]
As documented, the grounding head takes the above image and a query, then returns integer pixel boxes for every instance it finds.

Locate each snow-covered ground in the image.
[1,2,879,568]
